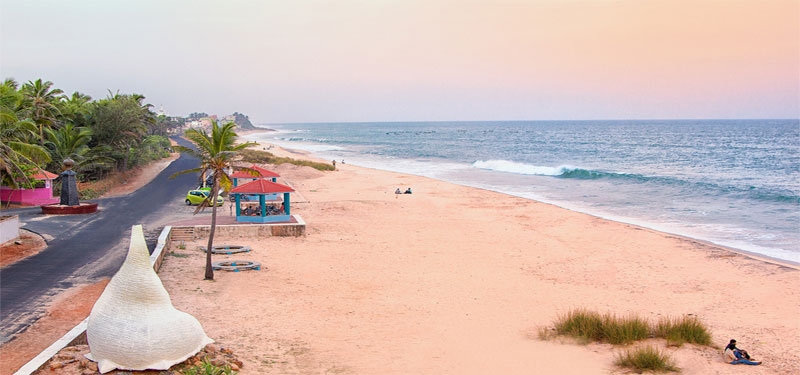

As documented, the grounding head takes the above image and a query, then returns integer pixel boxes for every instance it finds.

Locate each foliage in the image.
[0,79,52,188]
[171,120,255,280]
[89,92,152,171]
[614,346,678,373]
[653,316,712,347]
[78,187,100,200]
[238,149,335,171]
[44,123,113,175]
[180,358,237,375]
[2,77,261,193]
[20,79,63,143]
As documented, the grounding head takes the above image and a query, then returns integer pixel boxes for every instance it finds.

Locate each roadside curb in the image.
[12,225,173,375]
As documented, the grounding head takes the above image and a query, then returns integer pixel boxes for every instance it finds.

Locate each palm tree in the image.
[0,112,51,189]
[20,79,64,143]
[59,92,93,126]
[1,79,51,191]
[170,120,255,280]
[44,124,112,174]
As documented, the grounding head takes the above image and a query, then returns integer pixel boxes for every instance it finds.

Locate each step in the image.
[169,227,195,241]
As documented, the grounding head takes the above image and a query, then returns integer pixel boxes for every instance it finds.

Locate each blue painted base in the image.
[235,215,291,223]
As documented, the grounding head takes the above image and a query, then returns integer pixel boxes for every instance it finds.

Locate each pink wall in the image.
[0,185,58,205]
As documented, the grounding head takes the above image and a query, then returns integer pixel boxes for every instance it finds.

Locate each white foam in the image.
[473,160,577,176]
[268,140,346,153]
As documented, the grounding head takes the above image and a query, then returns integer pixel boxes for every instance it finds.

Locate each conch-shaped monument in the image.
[86,225,213,373]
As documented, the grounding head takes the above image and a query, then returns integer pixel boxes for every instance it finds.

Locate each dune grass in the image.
[553,309,649,345]
[239,149,335,171]
[551,309,712,347]
[614,346,679,373]
[653,316,712,346]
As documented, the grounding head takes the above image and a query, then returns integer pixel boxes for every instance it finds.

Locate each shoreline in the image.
[242,132,799,270]
[163,138,799,374]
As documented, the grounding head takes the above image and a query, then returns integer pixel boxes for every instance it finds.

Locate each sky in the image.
[1,0,798,123]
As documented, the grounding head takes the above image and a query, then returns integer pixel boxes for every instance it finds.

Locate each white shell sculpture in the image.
[86,225,213,373]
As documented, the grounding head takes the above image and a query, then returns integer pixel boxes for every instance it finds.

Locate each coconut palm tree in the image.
[0,112,51,189]
[1,79,51,190]
[59,92,93,126]
[44,124,112,174]
[20,79,64,143]
[170,120,255,280]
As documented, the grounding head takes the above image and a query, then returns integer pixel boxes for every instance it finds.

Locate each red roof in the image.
[230,179,294,194]
[230,165,280,179]
[32,170,58,180]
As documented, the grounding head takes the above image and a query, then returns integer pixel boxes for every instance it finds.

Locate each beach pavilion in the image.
[230,179,295,223]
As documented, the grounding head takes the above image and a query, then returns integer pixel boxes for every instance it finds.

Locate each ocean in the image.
[244,120,800,263]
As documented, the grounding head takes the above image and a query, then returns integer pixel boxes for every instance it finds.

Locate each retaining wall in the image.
[185,214,306,238]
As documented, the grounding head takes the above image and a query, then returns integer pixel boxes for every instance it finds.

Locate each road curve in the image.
[0,137,200,343]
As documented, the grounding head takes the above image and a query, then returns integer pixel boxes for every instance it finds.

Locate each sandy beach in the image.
[154,140,799,375]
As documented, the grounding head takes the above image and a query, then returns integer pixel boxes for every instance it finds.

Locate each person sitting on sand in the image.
[395,188,402,194]
[724,339,761,365]
[404,188,412,194]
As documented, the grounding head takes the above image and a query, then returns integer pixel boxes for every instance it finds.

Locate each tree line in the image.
[1,78,180,189]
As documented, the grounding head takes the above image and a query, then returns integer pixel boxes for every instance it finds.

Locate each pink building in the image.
[0,170,60,206]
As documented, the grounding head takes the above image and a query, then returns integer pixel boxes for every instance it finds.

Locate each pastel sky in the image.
[1,0,798,123]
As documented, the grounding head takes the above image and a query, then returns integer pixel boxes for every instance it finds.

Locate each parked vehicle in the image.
[185,189,224,206]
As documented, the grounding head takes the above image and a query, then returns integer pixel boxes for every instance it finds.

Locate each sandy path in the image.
[157,144,800,375]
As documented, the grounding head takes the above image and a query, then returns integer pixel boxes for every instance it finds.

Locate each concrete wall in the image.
[0,215,20,245]
[187,214,306,239]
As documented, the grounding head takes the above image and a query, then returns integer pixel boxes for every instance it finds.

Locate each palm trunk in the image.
[204,179,218,280]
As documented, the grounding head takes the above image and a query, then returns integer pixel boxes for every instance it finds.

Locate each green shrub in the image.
[238,149,335,171]
[614,346,678,372]
[654,316,712,346]
[181,358,237,375]
[78,187,100,200]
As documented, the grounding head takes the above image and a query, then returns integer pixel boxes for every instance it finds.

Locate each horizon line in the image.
[253,118,800,126]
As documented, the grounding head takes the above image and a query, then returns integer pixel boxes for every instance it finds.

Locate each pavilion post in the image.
[235,194,241,218]
[260,194,266,217]
[284,193,290,215]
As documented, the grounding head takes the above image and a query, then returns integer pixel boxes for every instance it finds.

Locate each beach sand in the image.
[156,141,800,374]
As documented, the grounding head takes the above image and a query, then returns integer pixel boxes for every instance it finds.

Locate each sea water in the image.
[244,120,800,263]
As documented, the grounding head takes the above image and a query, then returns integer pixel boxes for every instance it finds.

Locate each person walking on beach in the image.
[724,339,761,365]
[332,160,336,168]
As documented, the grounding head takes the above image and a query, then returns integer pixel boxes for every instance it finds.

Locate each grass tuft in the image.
[603,314,650,345]
[553,309,648,345]
[614,346,679,372]
[654,315,712,347]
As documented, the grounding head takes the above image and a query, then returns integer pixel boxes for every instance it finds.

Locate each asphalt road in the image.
[0,137,201,344]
